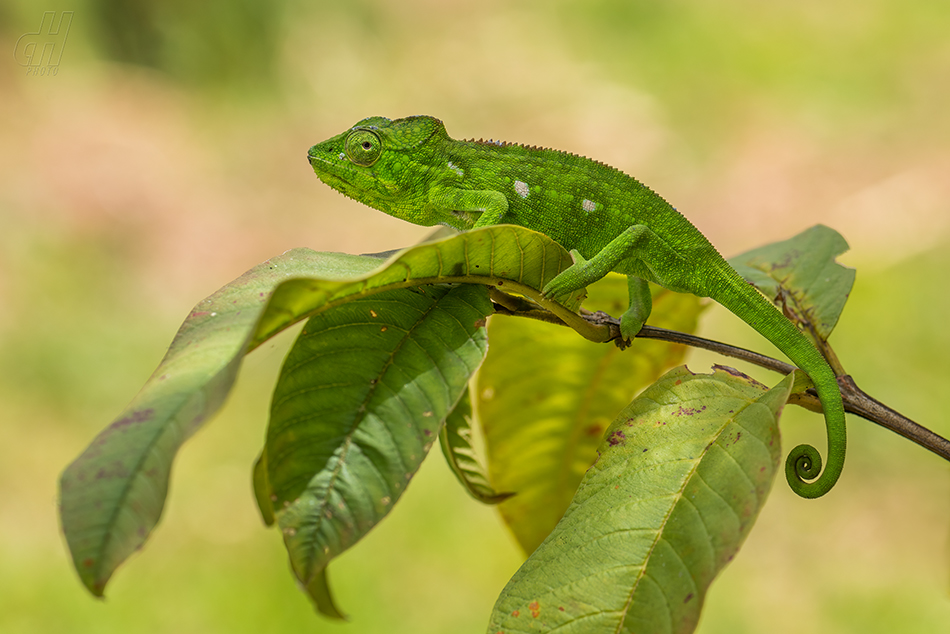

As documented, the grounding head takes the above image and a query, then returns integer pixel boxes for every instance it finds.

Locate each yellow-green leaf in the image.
[488,366,791,634]
[478,275,704,554]
[440,388,513,504]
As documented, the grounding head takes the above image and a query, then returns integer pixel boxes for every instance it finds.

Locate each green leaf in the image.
[439,388,513,504]
[478,275,704,554]
[306,568,347,621]
[58,225,581,597]
[252,226,587,350]
[266,285,491,614]
[252,451,275,526]
[59,250,371,597]
[728,224,855,341]
[488,366,791,634]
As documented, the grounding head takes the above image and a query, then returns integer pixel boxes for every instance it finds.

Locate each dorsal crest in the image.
[464,137,625,175]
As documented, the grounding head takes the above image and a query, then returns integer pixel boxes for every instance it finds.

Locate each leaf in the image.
[266,285,491,614]
[59,250,372,597]
[306,568,347,621]
[728,224,855,341]
[439,388,513,504]
[253,226,587,350]
[59,225,580,597]
[478,275,704,554]
[252,451,275,526]
[488,366,791,634]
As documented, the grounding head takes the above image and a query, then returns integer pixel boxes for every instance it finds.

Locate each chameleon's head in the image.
[307,115,448,224]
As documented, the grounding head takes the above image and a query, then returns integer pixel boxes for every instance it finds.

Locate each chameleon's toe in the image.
[541,275,570,300]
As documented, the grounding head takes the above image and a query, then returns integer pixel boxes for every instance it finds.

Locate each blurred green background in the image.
[2,1,949,632]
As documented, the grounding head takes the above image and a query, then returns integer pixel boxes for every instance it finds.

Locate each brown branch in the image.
[490,299,950,463]
[635,325,950,463]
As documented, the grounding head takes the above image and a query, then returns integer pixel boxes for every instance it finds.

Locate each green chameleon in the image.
[307,115,846,499]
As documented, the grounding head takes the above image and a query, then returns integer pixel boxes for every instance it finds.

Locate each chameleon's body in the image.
[307,115,846,498]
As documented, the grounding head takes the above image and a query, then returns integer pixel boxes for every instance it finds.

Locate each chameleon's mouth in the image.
[314,170,353,189]
[307,153,327,169]
[306,147,393,207]
[307,157,361,197]
[308,153,345,180]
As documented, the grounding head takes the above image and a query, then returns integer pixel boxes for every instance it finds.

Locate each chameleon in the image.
[307,115,846,499]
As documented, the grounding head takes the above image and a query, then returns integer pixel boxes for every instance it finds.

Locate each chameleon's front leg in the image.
[542,224,682,339]
[429,186,509,229]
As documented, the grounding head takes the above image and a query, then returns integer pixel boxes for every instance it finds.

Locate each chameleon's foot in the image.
[616,275,652,345]
[618,309,646,343]
[542,250,589,300]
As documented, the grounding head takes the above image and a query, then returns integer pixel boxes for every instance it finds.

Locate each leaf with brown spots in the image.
[59,225,582,599]
[479,274,704,555]
[728,224,855,343]
[488,366,792,634]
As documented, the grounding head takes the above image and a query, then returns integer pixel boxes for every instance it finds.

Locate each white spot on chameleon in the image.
[582,199,597,213]
[338,152,346,160]
[514,180,530,198]
[447,161,464,177]
[452,210,476,225]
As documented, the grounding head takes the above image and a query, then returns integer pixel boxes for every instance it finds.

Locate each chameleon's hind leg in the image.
[543,224,684,338]
[619,275,652,341]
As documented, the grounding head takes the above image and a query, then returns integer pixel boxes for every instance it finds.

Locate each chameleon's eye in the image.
[345,130,382,166]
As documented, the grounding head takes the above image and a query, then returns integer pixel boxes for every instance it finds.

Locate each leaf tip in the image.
[304,568,348,620]
[75,563,110,598]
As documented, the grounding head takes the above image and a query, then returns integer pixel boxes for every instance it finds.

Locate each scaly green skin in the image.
[307,115,846,499]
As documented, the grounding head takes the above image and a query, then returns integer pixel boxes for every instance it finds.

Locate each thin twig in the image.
[635,325,950,463]
[491,301,950,463]
[637,325,797,375]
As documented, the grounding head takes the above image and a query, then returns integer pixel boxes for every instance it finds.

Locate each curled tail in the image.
[783,367,846,498]
[713,270,847,498]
